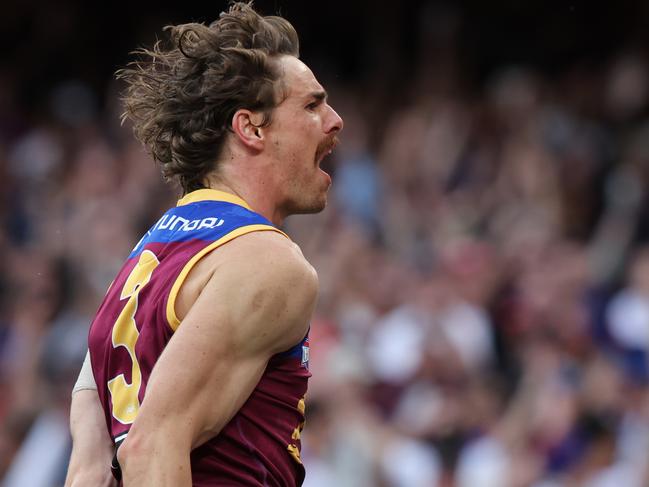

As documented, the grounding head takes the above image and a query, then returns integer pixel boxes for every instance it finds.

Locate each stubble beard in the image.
[282,135,338,217]
[284,182,329,216]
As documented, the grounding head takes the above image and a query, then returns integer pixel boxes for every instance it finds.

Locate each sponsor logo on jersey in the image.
[154,214,225,232]
[131,214,226,252]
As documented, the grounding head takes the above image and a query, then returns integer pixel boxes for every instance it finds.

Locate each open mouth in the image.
[315,136,339,166]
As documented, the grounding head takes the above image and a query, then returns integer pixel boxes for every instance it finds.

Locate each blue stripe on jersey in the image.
[128,200,274,258]
[278,335,309,359]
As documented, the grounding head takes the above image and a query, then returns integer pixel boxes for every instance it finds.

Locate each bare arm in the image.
[118,232,317,486]
[65,354,116,487]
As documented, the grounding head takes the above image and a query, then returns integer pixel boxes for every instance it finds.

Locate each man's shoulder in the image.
[195,229,317,354]
[195,229,317,297]
[215,230,313,273]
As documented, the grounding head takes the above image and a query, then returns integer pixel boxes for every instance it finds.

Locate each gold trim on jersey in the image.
[165,224,288,331]
[177,189,253,210]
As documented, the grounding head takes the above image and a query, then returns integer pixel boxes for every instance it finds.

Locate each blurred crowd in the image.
[4,7,649,487]
[294,51,649,487]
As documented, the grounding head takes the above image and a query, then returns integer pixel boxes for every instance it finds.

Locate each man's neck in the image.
[203,178,285,227]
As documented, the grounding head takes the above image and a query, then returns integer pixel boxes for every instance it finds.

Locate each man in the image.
[63,3,343,486]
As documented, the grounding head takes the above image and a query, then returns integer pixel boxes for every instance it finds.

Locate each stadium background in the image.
[3,0,649,485]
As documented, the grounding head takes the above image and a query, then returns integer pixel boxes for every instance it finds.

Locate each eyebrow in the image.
[308,90,328,102]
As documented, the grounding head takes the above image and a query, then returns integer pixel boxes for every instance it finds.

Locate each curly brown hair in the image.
[117,2,299,193]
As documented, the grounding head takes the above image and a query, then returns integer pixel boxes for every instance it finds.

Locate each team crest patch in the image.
[301,337,310,369]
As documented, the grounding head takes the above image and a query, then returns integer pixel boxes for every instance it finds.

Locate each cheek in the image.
[274,133,310,159]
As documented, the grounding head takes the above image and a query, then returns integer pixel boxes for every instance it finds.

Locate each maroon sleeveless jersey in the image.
[88,189,311,486]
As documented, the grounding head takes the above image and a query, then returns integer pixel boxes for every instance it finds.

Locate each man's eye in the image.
[306,102,318,110]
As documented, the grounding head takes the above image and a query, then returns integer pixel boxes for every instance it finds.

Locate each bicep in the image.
[137,314,270,450]
[130,239,317,449]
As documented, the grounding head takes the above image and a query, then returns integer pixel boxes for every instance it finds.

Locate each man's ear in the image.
[231,109,265,151]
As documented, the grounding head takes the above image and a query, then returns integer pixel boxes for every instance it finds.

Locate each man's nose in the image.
[324,104,344,134]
